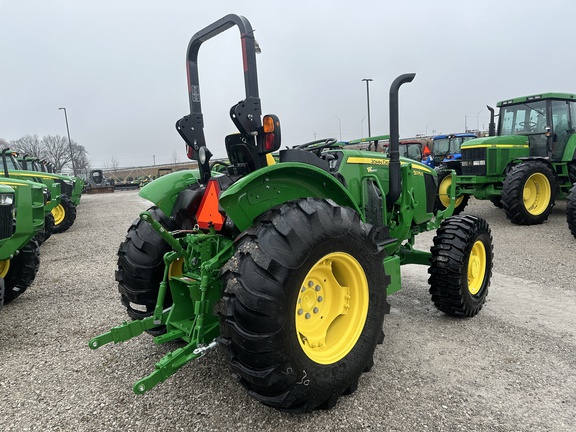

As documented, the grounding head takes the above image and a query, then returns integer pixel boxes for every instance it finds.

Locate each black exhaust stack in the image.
[387,73,415,207]
[487,105,496,136]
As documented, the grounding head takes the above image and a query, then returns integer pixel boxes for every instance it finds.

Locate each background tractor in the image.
[91,14,494,412]
[0,174,43,303]
[454,94,576,225]
[432,133,477,215]
[7,151,78,233]
[14,154,61,244]
[430,133,477,170]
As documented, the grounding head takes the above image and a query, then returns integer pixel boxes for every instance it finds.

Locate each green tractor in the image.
[8,152,78,233]
[0,183,14,309]
[9,153,62,244]
[91,15,494,412]
[451,94,576,225]
[0,176,43,303]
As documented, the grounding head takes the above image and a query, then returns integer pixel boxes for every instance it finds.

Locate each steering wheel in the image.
[210,160,230,173]
[518,121,537,131]
[293,138,339,152]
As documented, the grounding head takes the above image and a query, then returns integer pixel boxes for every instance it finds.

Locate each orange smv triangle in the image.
[196,180,225,230]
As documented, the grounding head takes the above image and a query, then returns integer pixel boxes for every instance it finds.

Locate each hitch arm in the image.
[88,311,170,349]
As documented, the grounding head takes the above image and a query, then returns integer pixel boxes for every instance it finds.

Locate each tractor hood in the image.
[460,135,529,149]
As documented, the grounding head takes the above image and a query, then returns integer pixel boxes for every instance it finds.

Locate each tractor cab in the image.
[432,133,476,167]
[497,94,576,160]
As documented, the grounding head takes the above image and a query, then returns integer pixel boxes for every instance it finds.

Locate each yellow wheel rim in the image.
[438,174,464,208]
[51,204,66,225]
[523,173,551,215]
[295,252,369,364]
[468,240,487,295]
[0,259,10,278]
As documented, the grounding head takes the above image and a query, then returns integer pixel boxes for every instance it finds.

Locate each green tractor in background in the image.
[450,93,576,225]
[3,152,60,244]
[7,152,79,233]
[91,14,494,412]
[0,175,43,303]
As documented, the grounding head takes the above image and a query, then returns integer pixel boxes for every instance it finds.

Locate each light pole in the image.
[362,78,373,138]
[58,107,76,176]
[476,109,483,131]
[334,115,342,140]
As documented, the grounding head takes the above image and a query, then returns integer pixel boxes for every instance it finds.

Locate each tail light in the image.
[260,114,281,153]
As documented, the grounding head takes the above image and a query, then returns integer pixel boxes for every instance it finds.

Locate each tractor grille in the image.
[461,147,487,176]
[0,204,14,240]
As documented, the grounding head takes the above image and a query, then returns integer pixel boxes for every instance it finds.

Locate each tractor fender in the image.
[139,170,202,217]
[508,157,557,178]
[219,163,361,232]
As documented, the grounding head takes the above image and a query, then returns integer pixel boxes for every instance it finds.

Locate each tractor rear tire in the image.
[52,195,77,234]
[568,162,576,185]
[501,162,556,225]
[218,198,389,412]
[435,171,469,215]
[428,215,493,317]
[567,184,576,239]
[116,206,177,327]
[1,240,41,303]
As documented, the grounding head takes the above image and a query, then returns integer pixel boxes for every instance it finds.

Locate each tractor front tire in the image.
[435,171,469,215]
[52,195,77,234]
[567,183,576,239]
[0,277,4,311]
[428,215,493,317]
[501,162,556,225]
[37,213,55,246]
[219,198,389,412]
[116,207,177,324]
[490,196,503,208]
[1,240,41,303]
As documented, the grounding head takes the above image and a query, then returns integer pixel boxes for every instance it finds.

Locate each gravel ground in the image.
[1,191,575,431]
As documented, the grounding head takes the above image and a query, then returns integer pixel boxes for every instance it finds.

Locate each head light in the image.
[0,193,14,206]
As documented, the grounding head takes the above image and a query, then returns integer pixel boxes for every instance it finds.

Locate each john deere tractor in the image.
[91,14,494,412]
[7,152,77,233]
[433,133,477,215]
[0,175,43,303]
[450,94,576,225]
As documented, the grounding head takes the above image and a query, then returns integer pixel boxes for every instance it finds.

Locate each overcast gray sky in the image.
[1,0,574,168]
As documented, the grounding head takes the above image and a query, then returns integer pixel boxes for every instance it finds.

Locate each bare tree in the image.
[43,135,72,172]
[170,150,180,165]
[4,134,90,175]
[9,134,45,159]
[72,142,90,176]
[105,157,119,172]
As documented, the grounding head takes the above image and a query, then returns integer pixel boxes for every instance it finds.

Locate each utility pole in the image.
[362,78,373,138]
[58,107,76,176]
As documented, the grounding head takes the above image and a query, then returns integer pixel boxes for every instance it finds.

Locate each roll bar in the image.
[175,14,262,183]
